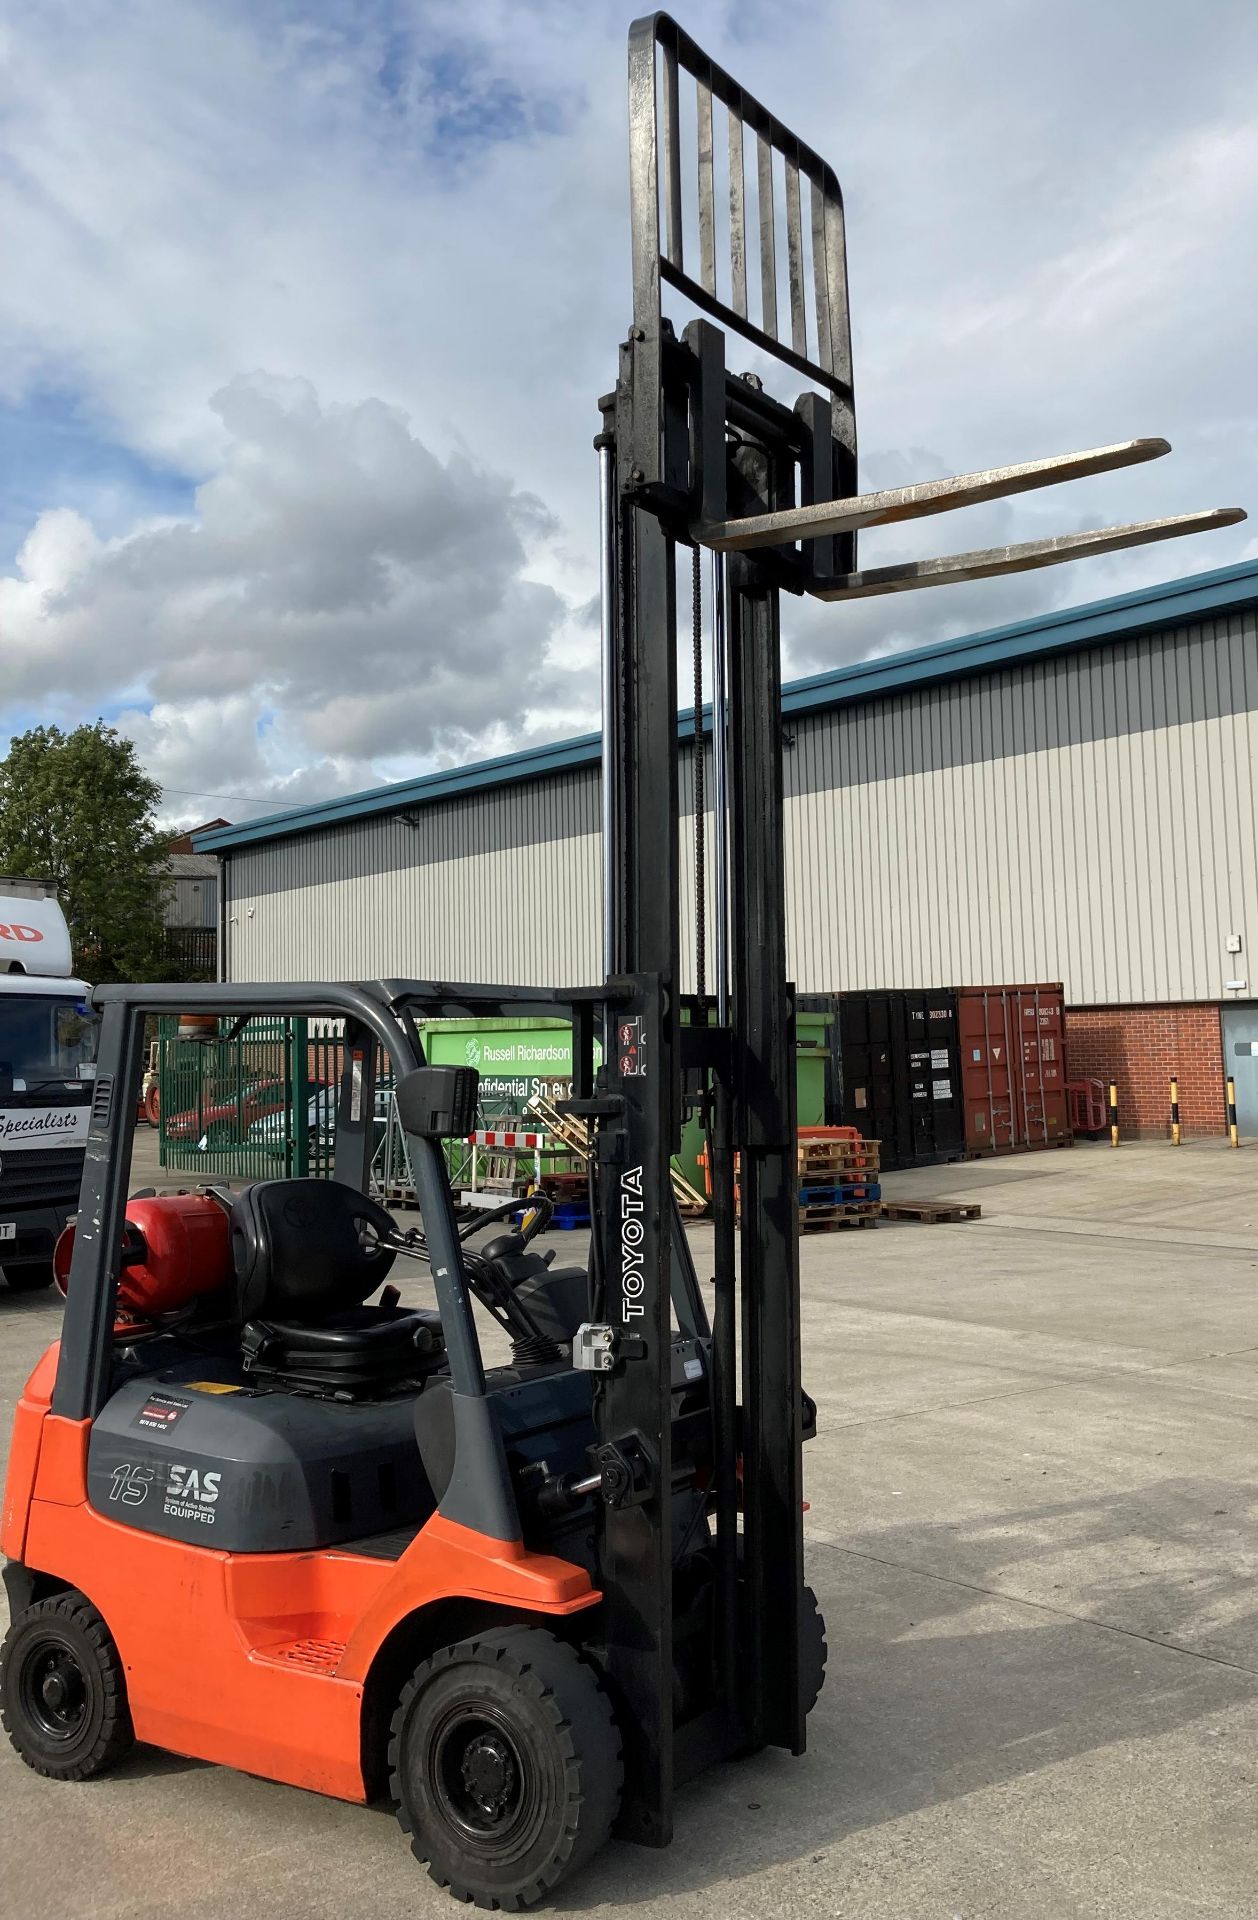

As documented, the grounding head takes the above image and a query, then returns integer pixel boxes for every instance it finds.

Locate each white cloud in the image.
[2,374,582,797]
[0,0,1255,819]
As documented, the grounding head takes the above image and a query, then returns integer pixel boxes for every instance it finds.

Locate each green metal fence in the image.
[156,1014,605,1205]
[156,1017,497,1200]
[158,1016,335,1182]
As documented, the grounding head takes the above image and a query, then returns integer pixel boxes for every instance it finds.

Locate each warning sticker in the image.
[931,1048,949,1069]
[133,1391,191,1433]
[186,1381,244,1395]
[933,1077,952,1101]
[618,1016,646,1079]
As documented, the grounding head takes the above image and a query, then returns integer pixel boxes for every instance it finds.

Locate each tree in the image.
[0,722,169,981]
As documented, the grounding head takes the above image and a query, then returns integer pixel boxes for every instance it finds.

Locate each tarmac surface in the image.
[3,1133,1258,1918]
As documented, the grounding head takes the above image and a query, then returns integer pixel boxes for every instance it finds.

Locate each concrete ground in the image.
[3,1135,1258,1918]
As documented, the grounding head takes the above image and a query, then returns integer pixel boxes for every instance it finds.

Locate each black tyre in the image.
[4,1261,55,1293]
[801,1583,828,1715]
[389,1625,621,1911]
[1,1591,134,1780]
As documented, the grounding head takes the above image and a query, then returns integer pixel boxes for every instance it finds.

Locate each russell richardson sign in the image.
[0,1106,91,1150]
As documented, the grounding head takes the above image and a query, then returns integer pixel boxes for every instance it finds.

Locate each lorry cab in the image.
[0,878,96,1293]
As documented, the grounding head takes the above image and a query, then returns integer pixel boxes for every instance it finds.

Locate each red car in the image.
[161,1074,289,1145]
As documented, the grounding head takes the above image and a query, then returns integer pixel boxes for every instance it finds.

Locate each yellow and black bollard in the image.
[1170,1075,1181,1146]
[1109,1082,1120,1148]
[1227,1075,1240,1148]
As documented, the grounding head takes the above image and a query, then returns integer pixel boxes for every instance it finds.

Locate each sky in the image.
[1,0,1255,829]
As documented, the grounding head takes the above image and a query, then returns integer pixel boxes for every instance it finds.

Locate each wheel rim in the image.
[19,1637,90,1745]
[428,1702,539,1856]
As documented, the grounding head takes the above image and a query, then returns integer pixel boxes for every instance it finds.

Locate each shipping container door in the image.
[838,993,909,1165]
[904,992,964,1159]
[1012,986,1069,1145]
[958,988,1018,1153]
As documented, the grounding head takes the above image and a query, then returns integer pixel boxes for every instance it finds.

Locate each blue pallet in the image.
[800,1181,881,1206]
[515,1202,591,1231]
[548,1207,591,1230]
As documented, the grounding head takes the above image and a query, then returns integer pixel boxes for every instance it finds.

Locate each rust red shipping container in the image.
[956,984,1068,1153]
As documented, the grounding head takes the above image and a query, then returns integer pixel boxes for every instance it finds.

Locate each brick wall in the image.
[1066,1003,1225,1136]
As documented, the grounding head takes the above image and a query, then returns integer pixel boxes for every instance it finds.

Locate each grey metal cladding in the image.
[781,609,1258,800]
[221,604,1257,1002]
[165,874,218,928]
[229,609,1257,904]
[230,765,599,900]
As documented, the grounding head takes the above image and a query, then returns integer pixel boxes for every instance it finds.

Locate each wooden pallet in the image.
[799,1152,879,1179]
[800,1201,880,1231]
[878,1199,982,1224]
[539,1172,587,1198]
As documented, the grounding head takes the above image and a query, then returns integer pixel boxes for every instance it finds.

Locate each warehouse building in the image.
[196,560,1258,1138]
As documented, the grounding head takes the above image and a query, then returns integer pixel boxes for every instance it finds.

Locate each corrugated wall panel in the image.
[224,610,1258,1008]
[165,874,218,929]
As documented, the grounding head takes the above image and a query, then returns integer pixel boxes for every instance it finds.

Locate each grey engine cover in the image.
[87,1370,432,1552]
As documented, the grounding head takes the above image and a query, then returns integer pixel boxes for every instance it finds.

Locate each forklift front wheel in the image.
[801,1584,828,1716]
[1,1591,134,1780]
[389,1625,622,1912]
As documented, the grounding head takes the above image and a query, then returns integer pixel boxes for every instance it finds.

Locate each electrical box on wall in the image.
[1226,933,1243,954]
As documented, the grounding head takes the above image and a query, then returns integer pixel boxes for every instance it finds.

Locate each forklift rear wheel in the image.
[1,1592,134,1780]
[4,1261,55,1292]
[389,1625,622,1911]
[801,1584,828,1715]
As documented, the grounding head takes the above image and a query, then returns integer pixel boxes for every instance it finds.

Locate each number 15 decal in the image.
[109,1463,155,1506]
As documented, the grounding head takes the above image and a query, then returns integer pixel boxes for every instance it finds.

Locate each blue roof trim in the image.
[196,558,1258,854]
[193,731,605,851]
[780,554,1258,714]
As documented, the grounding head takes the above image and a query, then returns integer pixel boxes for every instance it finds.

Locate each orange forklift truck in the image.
[0,14,1241,1912]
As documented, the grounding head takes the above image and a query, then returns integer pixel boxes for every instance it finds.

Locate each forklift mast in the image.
[590,11,1243,1848]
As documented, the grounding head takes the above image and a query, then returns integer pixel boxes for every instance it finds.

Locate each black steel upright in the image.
[588,13,860,1840]
[593,397,682,1850]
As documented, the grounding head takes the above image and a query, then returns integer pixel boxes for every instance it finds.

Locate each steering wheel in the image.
[515,1192,555,1243]
[454,1193,554,1245]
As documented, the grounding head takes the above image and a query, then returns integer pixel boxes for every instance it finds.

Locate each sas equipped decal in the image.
[163,1464,223,1526]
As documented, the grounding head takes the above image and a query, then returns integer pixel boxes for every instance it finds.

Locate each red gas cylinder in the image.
[54,1192,233,1322]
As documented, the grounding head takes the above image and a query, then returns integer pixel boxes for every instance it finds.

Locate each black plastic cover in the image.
[396,1065,479,1139]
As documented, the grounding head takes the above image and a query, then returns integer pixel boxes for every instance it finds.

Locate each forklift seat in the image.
[230,1180,444,1395]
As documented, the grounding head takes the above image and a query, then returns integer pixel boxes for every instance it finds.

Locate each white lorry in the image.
[0,878,96,1292]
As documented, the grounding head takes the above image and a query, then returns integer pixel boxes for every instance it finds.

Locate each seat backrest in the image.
[230,1179,397,1323]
